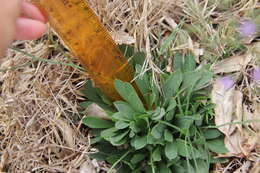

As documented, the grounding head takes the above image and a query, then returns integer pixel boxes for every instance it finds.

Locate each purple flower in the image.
[218,76,235,90]
[238,20,257,37]
[252,67,260,82]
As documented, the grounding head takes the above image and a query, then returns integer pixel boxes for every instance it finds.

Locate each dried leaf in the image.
[243,104,260,132]
[251,163,260,173]
[86,103,110,120]
[234,90,243,133]
[56,118,75,148]
[224,131,243,155]
[80,161,96,173]
[187,39,203,63]
[111,31,135,45]
[212,79,236,136]
[213,55,252,74]
[253,102,260,131]
[240,130,258,156]
[252,42,260,54]
[164,16,178,29]
[233,161,251,173]
[192,42,204,63]
[0,151,8,171]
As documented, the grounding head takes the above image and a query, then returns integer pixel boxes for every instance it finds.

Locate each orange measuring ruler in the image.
[32,0,134,101]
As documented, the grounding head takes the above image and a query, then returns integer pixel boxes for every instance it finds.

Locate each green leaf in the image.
[183,53,196,72]
[119,45,145,66]
[151,82,160,106]
[101,128,118,139]
[129,130,135,138]
[194,159,209,173]
[110,130,129,143]
[135,65,150,100]
[193,136,206,145]
[89,142,126,161]
[182,161,196,173]
[110,155,134,170]
[145,165,153,173]
[148,92,157,109]
[147,133,164,145]
[163,70,183,98]
[131,136,147,150]
[151,123,166,139]
[195,68,213,90]
[167,156,181,167]
[210,157,229,163]
[114,101,135,121]
[112,112,128,121]
[197,147,210,160]
[160,29,178,54]
[204,129,222,139]
[206,138,228,154]
[135,118,149,132]
[79,101,92,108]
[166,98,177,112]
[165,141,178,160]
[115,121,129,129]
[110,136,128,146]
[111,130,129,142]
[81,81,102,103]
[165,110,175,121]
[89,152,107,161]
[174,116,194,130]
[158,163,172,173]
[122,155,136,170]
[114,80,145,113]
[181,71,201,92]
[132,52,146,66]
[118,164,133,173]
[198,103,215,114]
[182,67,213,91]
[151,107,165,120]
[89,128,102,136]
[131,154,146,164]
[81,80,113,111]
[152,147,162,162]
[129,121,141,133]
[173,53,184,72]
[106,155,119,164]
[82,116,114,129]
[176,139,201,159]
[164,129,173,142]
[119,44,134,59]
[132,168,142,173]
[172,164,185,173]
[90,136,103,144]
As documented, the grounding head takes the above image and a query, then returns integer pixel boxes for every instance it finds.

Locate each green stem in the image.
[158,120,182,132]
[150,151,156,173]
[177,95,184,116]
[108,150,132,173]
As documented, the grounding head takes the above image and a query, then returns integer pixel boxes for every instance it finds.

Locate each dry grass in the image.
[0,0,259,172]
[0,38,93,172]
